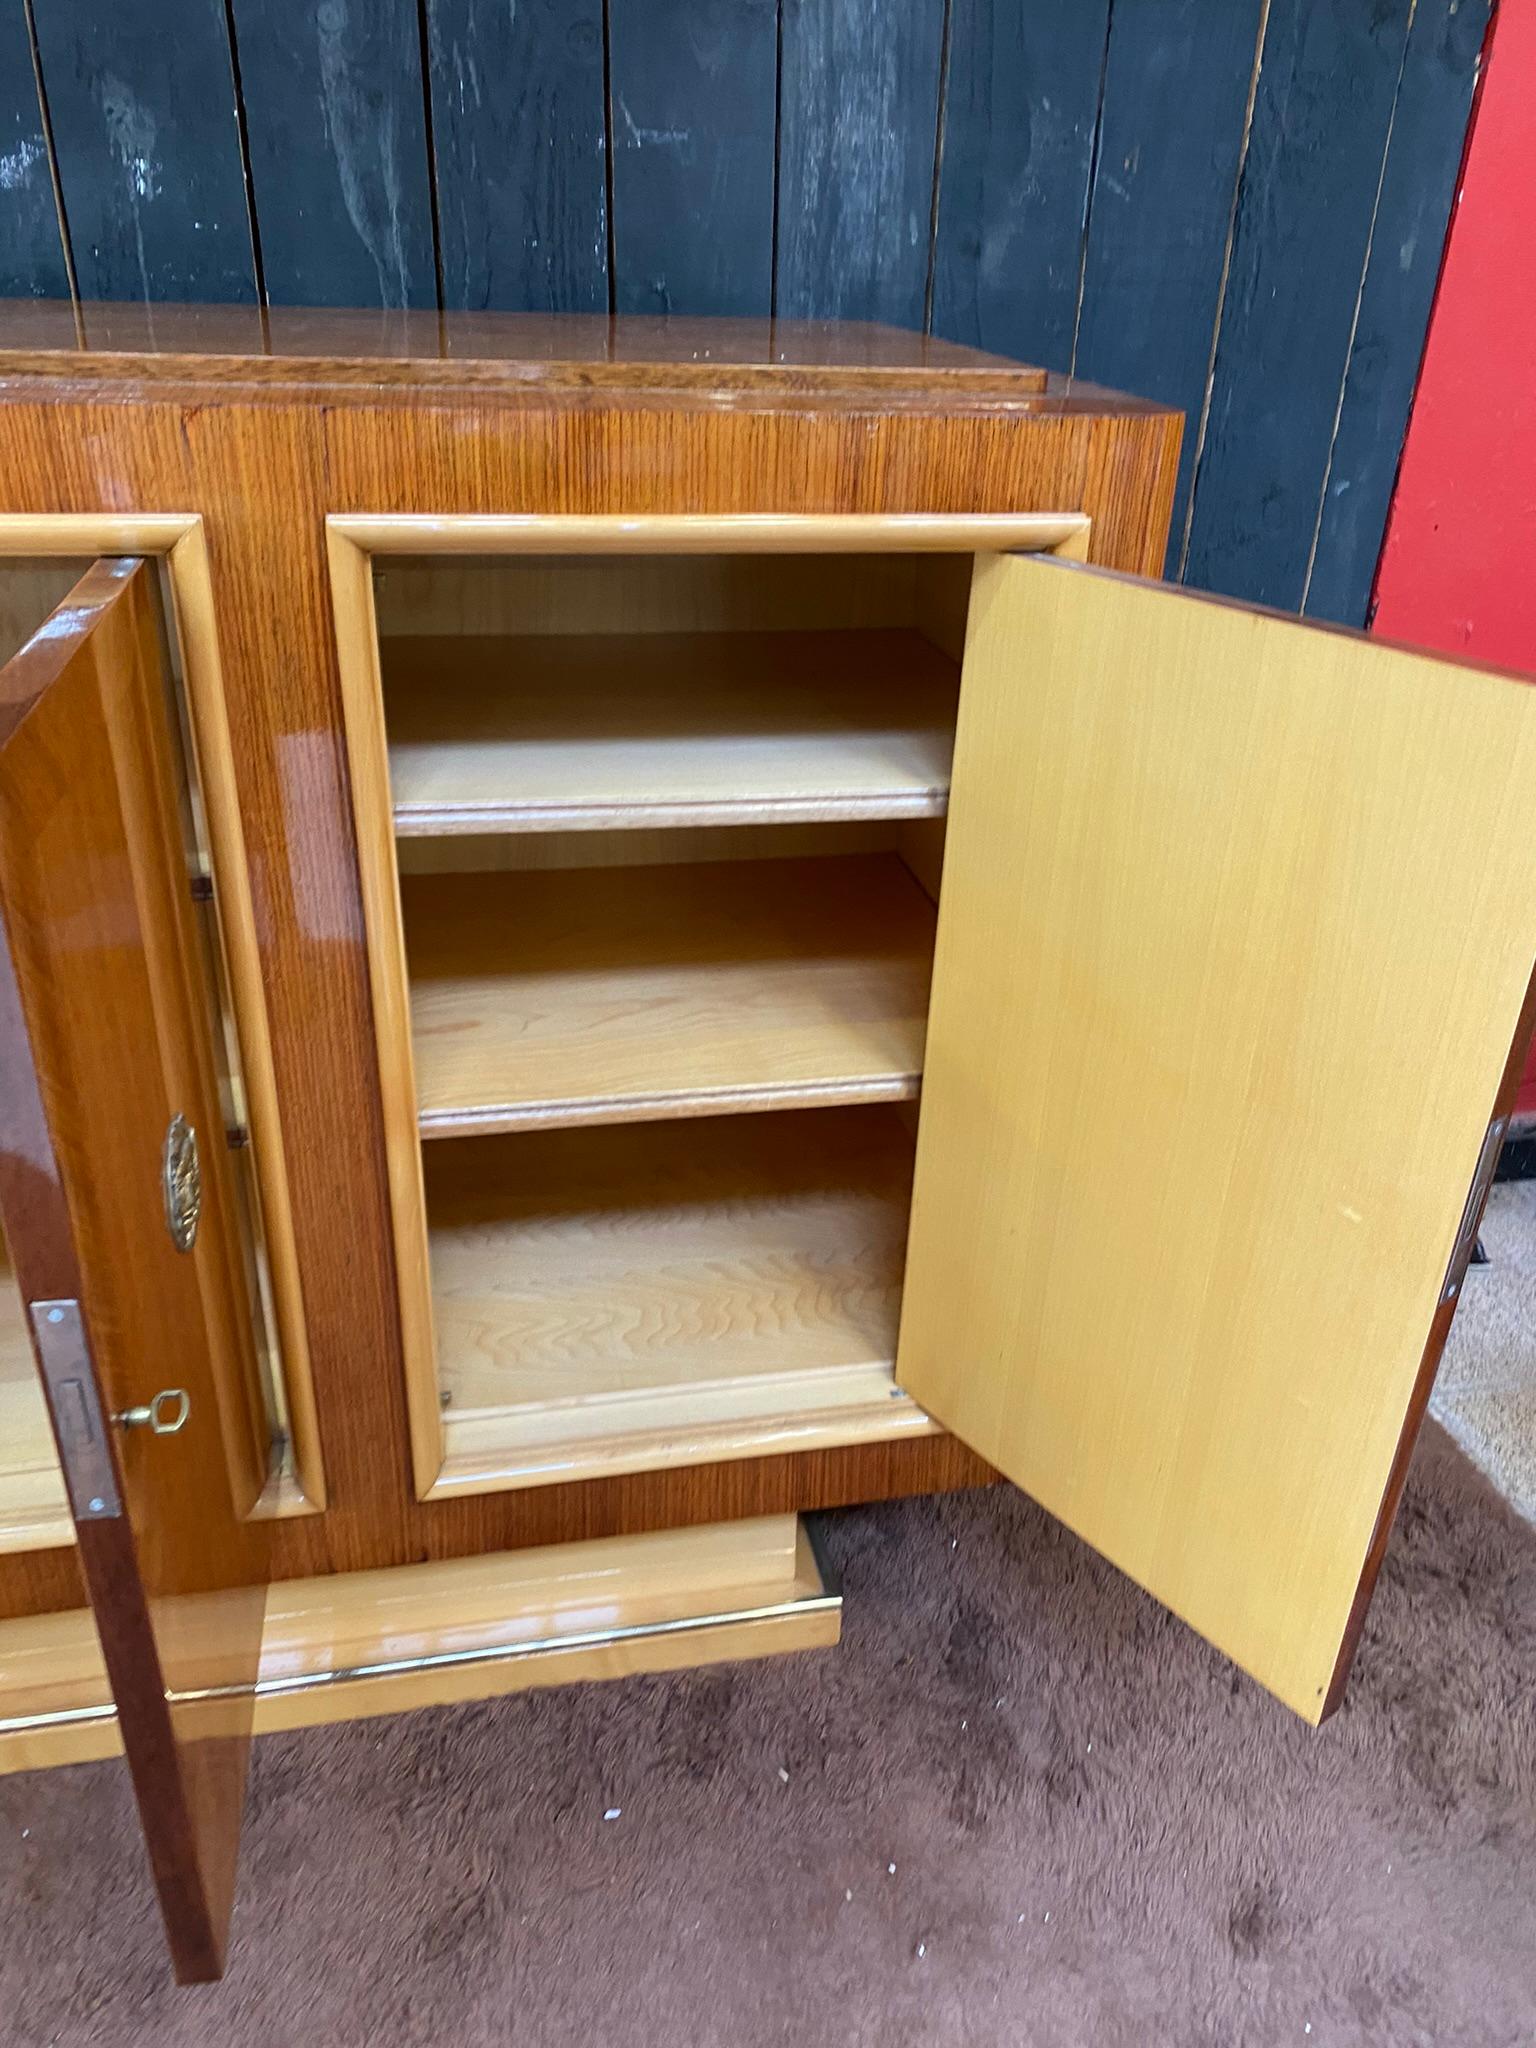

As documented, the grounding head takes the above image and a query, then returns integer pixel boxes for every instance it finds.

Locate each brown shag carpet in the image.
[4,1420,1536,2047]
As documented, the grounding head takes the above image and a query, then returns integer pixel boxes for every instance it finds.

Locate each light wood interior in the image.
[394,819,900,876]
[372,548,975,638]
[383,630,960,834]
[376,552,973,838]
[0,1514,839,1773]
[404,854,936,1138]
[898,553,1536,1723]
[334,522,1071,1498]
[0,1235,71,1553]
[426,1107,933,1495]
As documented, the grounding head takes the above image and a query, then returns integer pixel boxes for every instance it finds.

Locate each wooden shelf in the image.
[403,853,937,1137]
[0,1244,71,1553]
[382,629,960,834]
[423,1108,936,1494]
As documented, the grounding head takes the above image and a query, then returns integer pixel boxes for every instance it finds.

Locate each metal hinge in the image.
[28,1301,122,1520]
[1442,1115,1509,1305]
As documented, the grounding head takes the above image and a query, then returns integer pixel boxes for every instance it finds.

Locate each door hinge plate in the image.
[1442,1115,1509,1306]
[28,1300,122,1520]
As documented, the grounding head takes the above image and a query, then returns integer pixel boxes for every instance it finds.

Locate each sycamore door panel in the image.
[0,560,268,1980]
[897,554,1536,1724]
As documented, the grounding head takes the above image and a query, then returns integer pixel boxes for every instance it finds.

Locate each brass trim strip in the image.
[0,1585,842,1735]
[0,1701,117,1735]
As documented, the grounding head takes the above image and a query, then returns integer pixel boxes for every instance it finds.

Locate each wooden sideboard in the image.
[0,308,1531,1981]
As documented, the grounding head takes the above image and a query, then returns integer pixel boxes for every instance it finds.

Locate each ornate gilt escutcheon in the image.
[161,1113,201,1253]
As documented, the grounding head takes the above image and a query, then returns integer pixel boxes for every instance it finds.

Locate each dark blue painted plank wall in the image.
[610,0,777,317]
[29,0,258,305]
[0,0,70,298]
[228,0,438,313]
[1073,0,1266,571]
[0,0,1488,626]
[931,0,1110,374]
[1303,0,1491,626]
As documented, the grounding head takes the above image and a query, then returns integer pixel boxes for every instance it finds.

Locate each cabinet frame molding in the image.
[0,514,324,1519]
[329,510,1091,1500]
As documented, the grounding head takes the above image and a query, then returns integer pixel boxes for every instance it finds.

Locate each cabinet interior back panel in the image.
[372,552,973,640]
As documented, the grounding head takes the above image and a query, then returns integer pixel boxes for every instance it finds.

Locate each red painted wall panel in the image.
[1373,2,1534,667]
[1372,0,1536,1113]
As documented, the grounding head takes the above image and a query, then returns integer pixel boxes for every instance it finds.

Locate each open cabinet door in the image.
[898,555,1536,1724]
[0,560,270,1978]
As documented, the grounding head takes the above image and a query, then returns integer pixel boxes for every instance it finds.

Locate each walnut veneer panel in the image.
[0,316,1180,1615]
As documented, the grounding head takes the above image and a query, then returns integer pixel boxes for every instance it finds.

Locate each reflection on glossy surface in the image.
[0,560,269,1978]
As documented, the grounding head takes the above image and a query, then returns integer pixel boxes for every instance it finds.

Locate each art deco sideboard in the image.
[0,307,1531,1981]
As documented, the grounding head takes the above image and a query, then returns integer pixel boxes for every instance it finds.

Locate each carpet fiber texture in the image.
[1436,1177,1536,1523]
[4,1421,1535,2047]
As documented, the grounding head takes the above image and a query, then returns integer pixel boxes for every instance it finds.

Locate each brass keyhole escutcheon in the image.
[162,1114,201,1253]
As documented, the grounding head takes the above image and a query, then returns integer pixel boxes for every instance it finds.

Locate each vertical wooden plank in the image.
[0,1,71,298]
[930,0,1110,372]
[228,0,437,311]
[425,0,607,314]
[608,0,776,316]
[1073,0,1264,567]
[1304,0,1490,627]
[30,0,257,304]
[777,0,946,328]
[1182,0,1412,609]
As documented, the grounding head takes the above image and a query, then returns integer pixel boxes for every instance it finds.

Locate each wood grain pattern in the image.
[425,1108,929,1494]
[0,516,324,1520]
[608,0,777,317]
[425,0,607,314]
[29,1,258,305]
[0,1516,838,1775]
[163,521,325,1511]
[898,554,1536,1721]
[396,821,898,877]
[0,321,1176,1619]
[375,548,968,640]
[1322,954,1536,1717]
[0,303,1054,394]
[0,559,268,1975]
[404,854,937,1136]
[776,0,947,328]
[383,628,960,834]
[932,0,1111,373]
[227,0,437,312]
